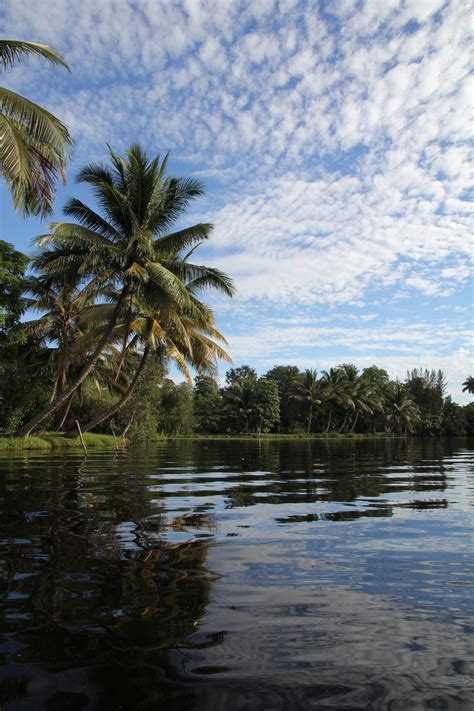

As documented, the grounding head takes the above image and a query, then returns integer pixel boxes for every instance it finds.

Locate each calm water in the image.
[0,438,472,710]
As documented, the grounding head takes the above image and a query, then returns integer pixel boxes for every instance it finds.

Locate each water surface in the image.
[0,438,472,709]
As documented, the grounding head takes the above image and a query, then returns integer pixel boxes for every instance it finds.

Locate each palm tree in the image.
[225,380,258,434]
[24,275,133,429]
[346,381,382,434]
[68,282,231,435]
[385,383,421,435]
[320,367,354,433]
[291,369,320,434]
[462,376,474,395]
[17,145,234,437]
[24,275,96,403]
[0,39,73,216]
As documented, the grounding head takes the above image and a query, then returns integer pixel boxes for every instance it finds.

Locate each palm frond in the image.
[0,40,70,72]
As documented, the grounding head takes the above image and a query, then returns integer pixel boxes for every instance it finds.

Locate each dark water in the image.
[0,438,472,710]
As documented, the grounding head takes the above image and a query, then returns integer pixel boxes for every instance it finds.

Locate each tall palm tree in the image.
[0,39,73,216]
[17,145,234,437]
[462,376,474,395]
[291,369,320,434]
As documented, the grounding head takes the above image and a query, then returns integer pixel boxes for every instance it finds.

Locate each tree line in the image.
[98,365,474,439]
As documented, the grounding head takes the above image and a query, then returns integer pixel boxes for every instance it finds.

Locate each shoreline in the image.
[0,433,120,451]
[2,431,468,451]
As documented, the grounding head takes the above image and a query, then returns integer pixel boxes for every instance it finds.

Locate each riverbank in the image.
[0,433,120,451]
[0,430,438,451]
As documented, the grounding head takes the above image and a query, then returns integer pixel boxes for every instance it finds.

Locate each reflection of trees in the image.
[215,438,451,515]
[0,438,464,708]
[0,453,218,709]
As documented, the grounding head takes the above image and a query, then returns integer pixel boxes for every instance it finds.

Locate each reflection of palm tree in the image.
[0,458,218,708]
[462,376,474,395]
[0,39,73,216]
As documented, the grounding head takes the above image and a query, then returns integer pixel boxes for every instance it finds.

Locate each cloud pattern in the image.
[4,0,473,399]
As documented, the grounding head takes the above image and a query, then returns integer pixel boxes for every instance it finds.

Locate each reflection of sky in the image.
[152,441,474,708]
[182,571,473,708]
[0,440,472,709]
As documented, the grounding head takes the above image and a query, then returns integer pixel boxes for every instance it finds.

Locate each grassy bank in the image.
[0,433,120,451]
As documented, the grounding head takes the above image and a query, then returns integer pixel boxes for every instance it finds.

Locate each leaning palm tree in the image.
[24,275,97,403]
[66,283,231,435]
[17,145,234,437]
[462,376,474,395]
[25,274,132,429]
[0,39,73,216]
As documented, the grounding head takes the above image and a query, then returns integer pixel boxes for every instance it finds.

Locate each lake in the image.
[0,438,472,710]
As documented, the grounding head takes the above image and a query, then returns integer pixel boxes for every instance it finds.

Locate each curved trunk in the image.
[349,409,360,433]
[17,286,130,437]
[339,411,349,434]
[57,394,73,431]
[65,345,151,436]
[324,404,333,433]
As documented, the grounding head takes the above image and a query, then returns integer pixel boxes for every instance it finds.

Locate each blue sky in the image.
[2,0,473,401]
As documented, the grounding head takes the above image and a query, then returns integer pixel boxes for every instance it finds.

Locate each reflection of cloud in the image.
[186,534,472,708]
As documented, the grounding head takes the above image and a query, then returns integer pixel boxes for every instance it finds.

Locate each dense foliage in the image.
[0,231,471,437]
[0,143,235,438]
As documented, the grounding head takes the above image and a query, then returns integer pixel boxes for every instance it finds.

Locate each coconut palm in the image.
[320,367,354,433]
[462,376,474,395]
[346,381,383,434]
[67,282,231,435]
[17,144,234,436]
[224,380,258,434]
[291,369,321,434]
[0,39,73,216]
[24,275,133,429]
[385,383,421,435]
[24,275,96,403]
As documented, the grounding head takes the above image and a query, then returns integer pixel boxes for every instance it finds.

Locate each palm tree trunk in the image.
[17,286,130,437]
[121,409,136,438]
[307,402,313,434]
[350,410,360,433]
[65,345,151,436]
[57,395,73,431]
[325,404,333,433]
[339,411,349,433]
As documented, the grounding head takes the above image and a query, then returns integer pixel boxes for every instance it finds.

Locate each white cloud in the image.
[3,0,473,399]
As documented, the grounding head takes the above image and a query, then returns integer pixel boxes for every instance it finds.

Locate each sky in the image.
[1,0,473,401]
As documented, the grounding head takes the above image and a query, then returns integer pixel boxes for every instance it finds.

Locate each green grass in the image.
[0,432,120,451]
